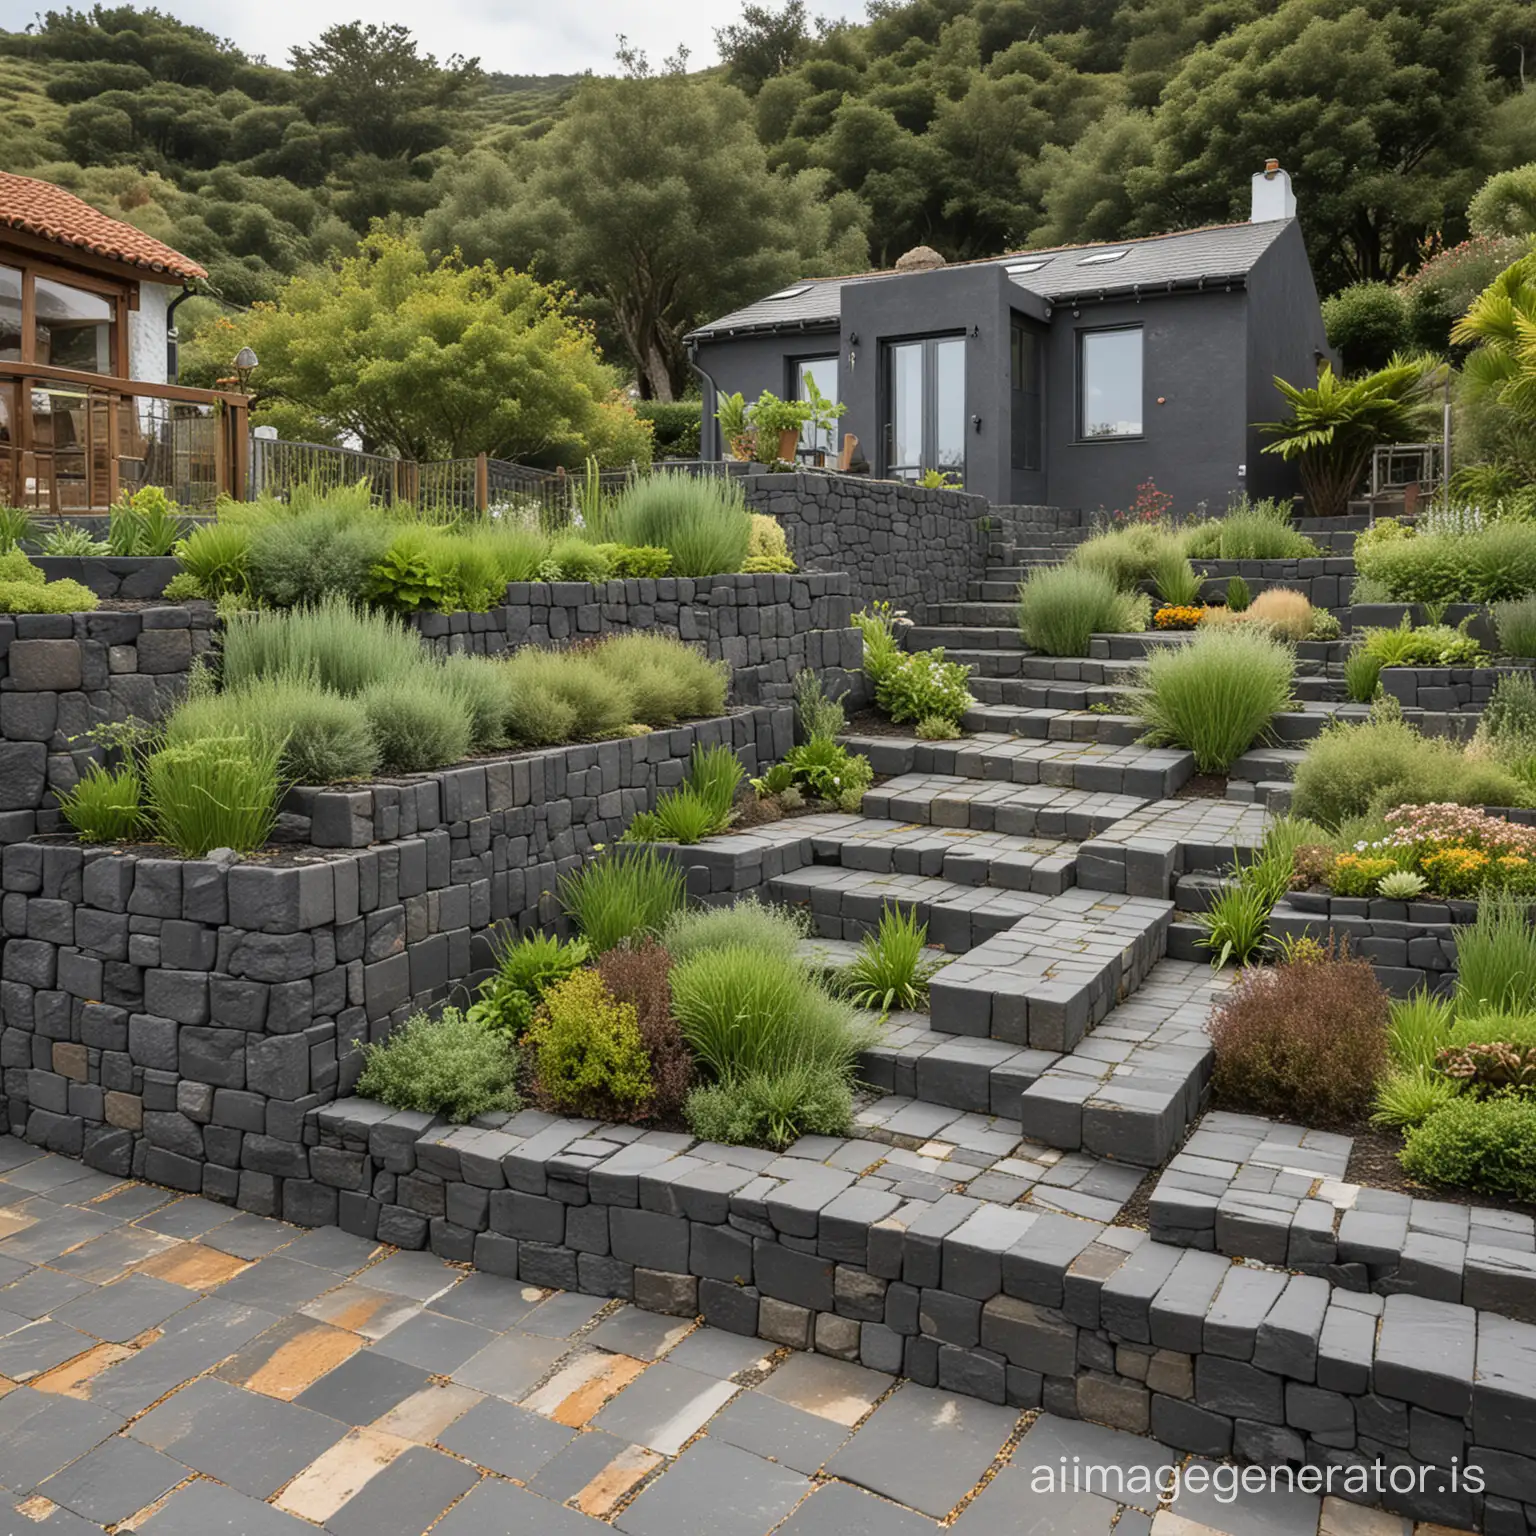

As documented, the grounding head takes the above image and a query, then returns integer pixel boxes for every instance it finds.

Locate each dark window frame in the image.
[1076,323,1144,443]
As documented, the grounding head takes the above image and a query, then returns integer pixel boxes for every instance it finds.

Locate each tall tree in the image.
[715,0,811,95]
[425,74,867,399]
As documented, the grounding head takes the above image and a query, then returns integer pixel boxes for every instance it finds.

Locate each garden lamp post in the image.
[233,346,259,395]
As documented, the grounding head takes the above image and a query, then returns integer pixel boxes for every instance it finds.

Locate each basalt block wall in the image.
[744,474,993,619]
[408,571,863,707]
[301,1101,1536,1535]
[0,607,216,844]
[0,706,789,1214]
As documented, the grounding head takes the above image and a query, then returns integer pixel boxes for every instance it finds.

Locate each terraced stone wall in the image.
[0,707,789,1218]
[301,1099,1536,1535]
[743,474,992,619]
[1191,558,1355,609]
[1381,664,1531,714]
[0,606,214,844]
[408,572,863,707]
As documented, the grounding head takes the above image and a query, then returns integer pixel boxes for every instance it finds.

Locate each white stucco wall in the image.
[127,281,168,384]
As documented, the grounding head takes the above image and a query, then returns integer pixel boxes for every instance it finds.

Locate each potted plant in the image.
[714,392,756,461]
[799,371,847,466]
[749,390,814,464]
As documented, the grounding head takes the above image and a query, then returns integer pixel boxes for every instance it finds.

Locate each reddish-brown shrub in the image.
[1208,954,1389,1123]
[597,940,693,1119]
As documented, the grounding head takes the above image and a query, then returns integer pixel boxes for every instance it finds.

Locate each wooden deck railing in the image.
[0,362,249,512]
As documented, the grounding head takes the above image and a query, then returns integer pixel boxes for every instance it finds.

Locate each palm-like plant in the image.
[1452,252,1536,421]
[1259,355,1441,518]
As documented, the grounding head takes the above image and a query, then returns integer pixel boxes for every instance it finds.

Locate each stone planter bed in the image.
[29,555,180,599]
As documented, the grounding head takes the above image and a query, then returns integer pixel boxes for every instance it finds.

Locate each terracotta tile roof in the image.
[0,171,206,282]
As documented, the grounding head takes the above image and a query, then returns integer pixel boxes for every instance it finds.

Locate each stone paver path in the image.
[0,1137,1474,1536]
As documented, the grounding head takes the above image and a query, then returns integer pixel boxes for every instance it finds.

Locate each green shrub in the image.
[1128,627,1295,774]
[1322,281,1412,372]
[502,661,580,746]
[558,847,685,952]
[840,904,941,1011]
[0,576,98,613]
[57,761,143,842]
[634,399,702,457]
[1400,1094,1536,1201]
[1494,597,1536,658]
[783,735,874,809]
[597,940,693,1118]
[587,634,725,725]
[543,537,612,583]
[748,514,792,565]
[1152,547,1202,607]
[1070,524,1184,588]
[359,674,473,772]
[144,733,284,856]
[1209,951,1389,1122]
[1226,574,1251,612]
[793,669,846,743]
[43,526,105,556]
[478,525,549,583]
[220,597,427,696]
[1455,899,1536,1016]
[1359,618,1484,667]
[916,714,962,739]
[502,648,632,740]
[107,488,190,556]
[1291,709,1526,826]
[525,968,655,1118]
[0,506,42,552]
[1357,523,1536,605]
[1482,671,1536,744]
[1017,565,1145,657]
[0,549,45,585]
[1207,500,1318,560]
[442,655,511,752]
[684,1064,854,1148]
[606,471,752,576]
[469,931,591,1037]
[661,894,809,965]
[246,507,390,609]
[356,1006,520,1123]
[1343,648,1384,703]
[366,529,452,614]
[856,618,974,722]
[165,677,380,785]
[175,521,251,599]
[608,545,673,578]
[670,943,871,1084]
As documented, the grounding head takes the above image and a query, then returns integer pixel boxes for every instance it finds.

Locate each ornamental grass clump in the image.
[144,733,284,856]
[220,597,426,695]
[624,744,743,844]
[587,634,726,725]
[359,674,473,773]
[839,904,943,1012]
[661,894,808,965]
[1128,625,1294,773]
[1017,565,1145,656]
[558,848,685,952]
[1208,948,1389,1123]
[1152,547,1203,607]
[1242,587,1314,642]
[57,762,143,843]
[501,647,632,740]
[356,1007,520,1123]
[605,472,751,576]
[1494,597,1536,660]
[1454,898,1536,1016]
[1343,647,1383,703]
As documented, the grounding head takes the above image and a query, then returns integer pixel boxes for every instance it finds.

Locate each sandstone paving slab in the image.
[324,1441,481,1536]
[590,1358,740,1454]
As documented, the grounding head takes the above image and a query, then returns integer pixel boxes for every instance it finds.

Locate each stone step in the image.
[766,866,1055,953]
[863,772,1147,840]
[843,733,1193,800]
[930,648,1036,678]
[986,561,1064,582]
[1224,780,1294,813]
[817,817,1079,896]
[972,580,1028,602]
[905,626,1027,653]
[923,602,1022,629]
[1017,958,1228,1166]
[1074,798,1273,899]
[927,888,1174,1053]
[1227,748,1306,783]
[1168,870,1237,915]
[971,676,1127,710]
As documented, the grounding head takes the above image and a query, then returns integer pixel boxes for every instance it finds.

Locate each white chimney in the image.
[1251,158,1295,222]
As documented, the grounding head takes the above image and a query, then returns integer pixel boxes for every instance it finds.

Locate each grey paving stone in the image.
[0,1392,124,1492]
[35,1433,186,1525]
[0,1493,101,1535]
[49,1226,173,1284]
[824,1382,1017,1517]
[1375,1293,1476,1416]
[0,1206,116,1261]
[518,1290,610,1337]
[213,1254,340,1312]
[437,1394,577,1478]
[326,1442,482,1536]
[616,1435,811,1536]
[201,1211,296,1259]
[1012,1413,1180,1514]
[128,1376,346,1498]
[368,1310,498,1374]
[51,1272,194,1342]
[427,1271,540,1331]
[588,1304,695,1361]
[278,1225,383,1275]
[528,1425,636,1502]
[0,1266,95,1317]
[359,1249,461,1300]
[137,1476,318,1535]
[452,1330,569,1400]
[709,1388,850,1473]
[664,1327,773,1381]
[1169,1458,1321,1536]
[773,1478,939,1534]
[293,1347,432,1425]
[592,1359,739,1454]
[952,1465,1118,1536]
[0,1317,95,1380]
[435,1477,608,1535]
[134,1196,239,1240]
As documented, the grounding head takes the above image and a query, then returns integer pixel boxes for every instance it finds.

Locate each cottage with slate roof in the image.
[687,161,1333,513]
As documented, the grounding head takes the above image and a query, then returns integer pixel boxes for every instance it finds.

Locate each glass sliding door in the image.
[792,355,840,459]
[883,336,966,483]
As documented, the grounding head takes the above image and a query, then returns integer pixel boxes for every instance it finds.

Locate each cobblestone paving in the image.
[0,1138,1474,1536]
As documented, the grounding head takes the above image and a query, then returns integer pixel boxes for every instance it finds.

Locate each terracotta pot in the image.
[777,427,800,462]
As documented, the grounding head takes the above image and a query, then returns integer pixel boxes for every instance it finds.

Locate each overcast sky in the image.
[0,0,873,75]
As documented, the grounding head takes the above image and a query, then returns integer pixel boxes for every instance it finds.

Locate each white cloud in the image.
[0,0,872,76]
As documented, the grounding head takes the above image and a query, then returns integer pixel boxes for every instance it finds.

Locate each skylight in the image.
[766,285,812,299]
[1078,249,1129,266]
[1006,260,1048,276]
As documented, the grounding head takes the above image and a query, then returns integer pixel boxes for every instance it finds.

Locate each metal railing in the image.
[1,362,248,512]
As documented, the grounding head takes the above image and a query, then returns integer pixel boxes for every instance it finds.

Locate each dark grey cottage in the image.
[687,163,1333,514]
